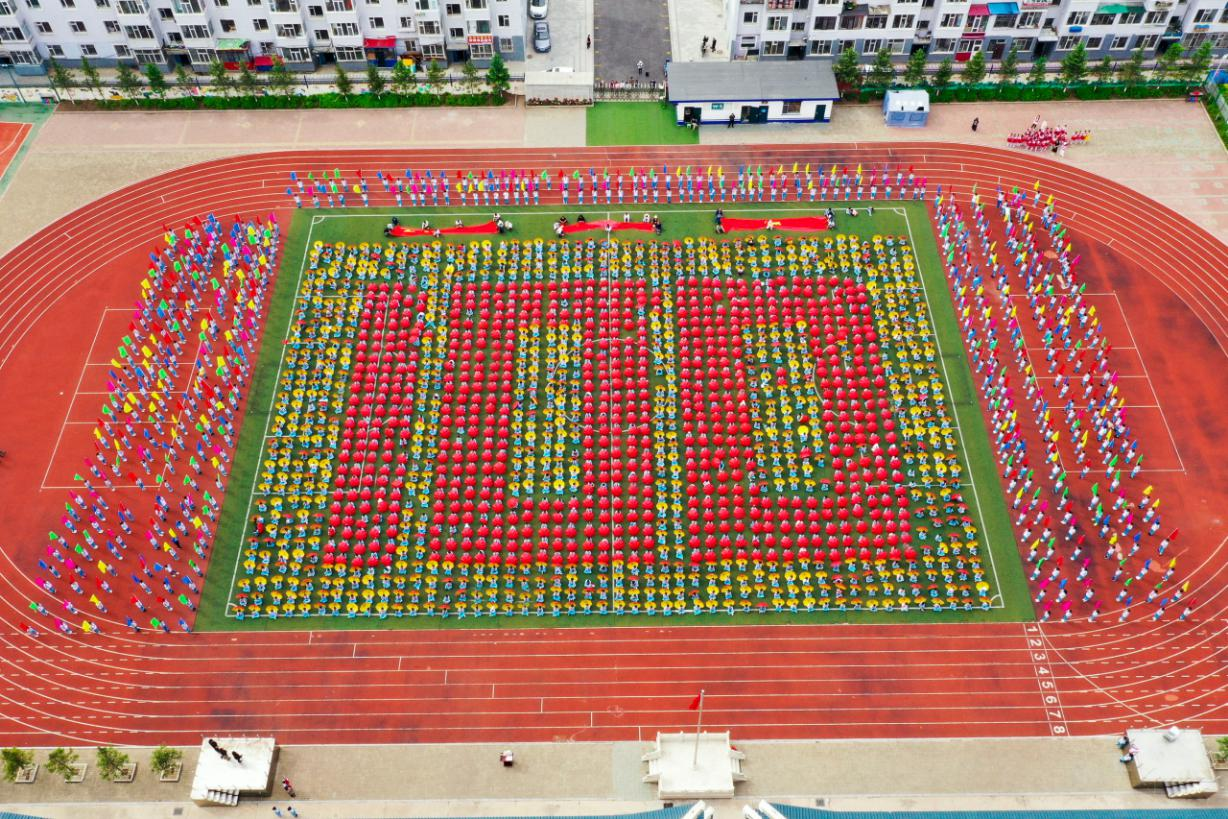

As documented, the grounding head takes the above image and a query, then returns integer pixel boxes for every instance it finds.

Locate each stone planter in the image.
[64,762,87,783]
[112,762,138,783]
[157,761,183,783]
[14,764,38,784]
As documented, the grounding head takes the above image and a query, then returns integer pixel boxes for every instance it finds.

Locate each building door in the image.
[787,44,806,60]
[684,106,702,125]
[740,104,756,122]
[989,39,1005,59]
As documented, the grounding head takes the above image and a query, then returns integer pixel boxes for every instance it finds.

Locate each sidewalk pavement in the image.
[701,98,1228,242]
[667,0,728,66]
[1,737,1224,818]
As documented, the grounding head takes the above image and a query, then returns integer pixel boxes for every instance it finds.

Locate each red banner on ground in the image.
[560,220,655,234]
[389,220,500,237]
[720,216,830,232]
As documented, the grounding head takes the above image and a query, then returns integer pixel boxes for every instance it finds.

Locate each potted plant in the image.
[2,748,36,783]
[150,745,184,782]
[46,748,85,783]
[96,746,136,783]
[1213,736,1228,770]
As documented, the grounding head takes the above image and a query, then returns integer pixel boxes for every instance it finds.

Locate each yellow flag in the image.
[791,162,798,174]
[1033,179,1041,190]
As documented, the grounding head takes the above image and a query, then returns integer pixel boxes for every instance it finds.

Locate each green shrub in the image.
[150,745,183,777]
[96,746,129,782]
[45,748,79,782]
[2,748,34,782]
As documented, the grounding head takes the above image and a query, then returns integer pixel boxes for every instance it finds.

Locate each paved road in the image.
[593,0,671,84]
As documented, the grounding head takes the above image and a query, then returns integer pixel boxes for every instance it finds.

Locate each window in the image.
[448,25,462,36]
[253,17,269,29]
[470,41,492,57]
[125,24,155,37]
[422,42,443,57]
[496,13,506,25]
[281,45,310,60]
[814,15,835,28]
[1135,33,1158,49]
[1110,34,1127,49]
[166,31,183,43]
[743,10,757,23]
[762,39,785,54]
[1066,11,1088,24]
[418,19,438,32]
[862,37,881,52]
[368,15,383,26]
[1143,10,1165,24]
[182,23,209,37]
[313,27,328,37]
[1012,36,1032,50]
[276,22,302,35]
[932,36,954,52]
[782,100,802,114]
[335,45,363,59]
[220,17,236,30]
[1086,35,1101,48]
[331,20,357,33]
[70,19,86,31]
[466,0,485,7]
[415,0,430,7]
[993,14,1016,27]
[1088,12,1111,25]
[939,13,962,26]
[892,13,913,27]
[114,44,131,56]
[791,20,805,30]
[0,24,23,38]
[188,46,215,61]
[1221,9,1228,24]
[839,14,862,28]
[1193,8,1215,22]
[60,0,73,6]
[444,1,457,12]
[399,15,413,27]
[24,0,37,8]
[498,35,512,50]
[1017,11,1039,26]
[47,43,63,54]
[809,38,832,53]
[81,43,96,54]
[1057,34,1078,49]
[307,4,321,13]
[159,6,173,16]
[248,0,261,5]
[766,14,787,29]
[888,38,904,53]
[866,14,886,27]
[35,20,50,32]
[105,19,121,31]
[134,47,162,63]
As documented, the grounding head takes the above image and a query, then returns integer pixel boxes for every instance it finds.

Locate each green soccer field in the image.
[195,199,1030,631]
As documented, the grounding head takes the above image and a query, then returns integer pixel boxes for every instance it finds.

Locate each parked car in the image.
[528,0,548,19]
[532,21,551,52]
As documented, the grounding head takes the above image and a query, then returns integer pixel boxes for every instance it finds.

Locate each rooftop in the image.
[667,60,839,103]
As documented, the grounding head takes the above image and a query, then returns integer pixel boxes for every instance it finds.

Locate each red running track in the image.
[0,121,31,183]
[0,144,1224,746]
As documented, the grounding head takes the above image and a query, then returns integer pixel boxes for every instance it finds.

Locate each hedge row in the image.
[94,90,502,111]
[856,81,1191,104]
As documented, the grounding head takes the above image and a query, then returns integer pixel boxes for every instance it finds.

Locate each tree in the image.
[238,64,260,96]
[1027,55,1048,84]
[2,748,34,783]
[47,58,76,100]
[486,51,510,99]
[173,64,193,93]
[833,46,862,94]
[460,60,481,93]
[150,746,183,778]
[933,57,954,91]
[366,63,386,95]
[1154,43,1182,82]
[999,43,1020,84]
[961,50,986,85]
[1059,42,1088,84]
[269,59,295,97]
[1094,55,1113,84]
[115,64,142,100]
[391,59,416,96]
[95,746,129,781]
[334,65,353,96]
[209,59,234,96]
[425,59,446,92]
[144,63,168,99]
[904,47,928,86]
[869,48,895,87]
[1181,40,1213,83]
[80,57,104,98]
[45,748,79,782]
[1118,48,1146,85]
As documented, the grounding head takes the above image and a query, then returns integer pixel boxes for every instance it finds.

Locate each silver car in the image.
[528,0,548,19]
[532,20,551,52]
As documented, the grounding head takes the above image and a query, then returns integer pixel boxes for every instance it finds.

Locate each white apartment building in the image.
[0,0,525,74]
[724,0,1227,67]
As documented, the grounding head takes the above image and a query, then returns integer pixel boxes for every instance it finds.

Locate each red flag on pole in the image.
[688,692,703,711]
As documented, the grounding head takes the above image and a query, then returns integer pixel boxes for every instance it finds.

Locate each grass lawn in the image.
[586,101,698,146]
[196,199,1029,631]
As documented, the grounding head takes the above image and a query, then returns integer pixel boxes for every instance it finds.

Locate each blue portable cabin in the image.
[883,89,930,128]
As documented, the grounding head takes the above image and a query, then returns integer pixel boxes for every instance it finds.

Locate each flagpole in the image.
[692,689,705,768]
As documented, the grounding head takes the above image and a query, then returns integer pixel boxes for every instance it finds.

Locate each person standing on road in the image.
[728,113,735,128]
[971,117,980,132]
[637,59,644,75]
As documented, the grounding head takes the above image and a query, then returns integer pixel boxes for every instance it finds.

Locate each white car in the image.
[529,0,548,19]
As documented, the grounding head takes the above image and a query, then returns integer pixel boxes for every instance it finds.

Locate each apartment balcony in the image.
[115,0,151,20]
